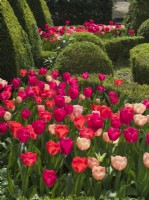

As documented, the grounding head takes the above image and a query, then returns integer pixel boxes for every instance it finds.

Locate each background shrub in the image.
[138,19,149,42]
[46,0,113,25]
[54,41,113,75]
[27,0,53,30]
[0,0,34,81]
[130,43,149,84]
[124,0,149,31]
[68,32,106,52]
[104,36,144,63]
[8,0,42,63]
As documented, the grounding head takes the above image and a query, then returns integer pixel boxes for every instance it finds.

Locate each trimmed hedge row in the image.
[54,41,113,75]
[69,32,106,52]
[27,0,53,30]
[138,19,149,42]
[46,0,113,25]
[104,36,144,63]
[77,73,149,102]
[8,0,41,62]
[130,43,149,85]
[0,0,34,81]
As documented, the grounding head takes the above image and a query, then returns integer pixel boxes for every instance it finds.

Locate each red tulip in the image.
[42,169,57,187]
[20,152,37,166]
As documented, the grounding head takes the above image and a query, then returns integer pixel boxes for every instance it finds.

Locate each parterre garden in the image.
[0,0,149,199]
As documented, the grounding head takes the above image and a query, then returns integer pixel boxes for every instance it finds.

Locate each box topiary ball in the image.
[69,32,106,52]
[138,19,149,42]
[54,41,113,75]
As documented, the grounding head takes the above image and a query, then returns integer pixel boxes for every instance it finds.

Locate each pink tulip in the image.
[108,127,121,141]
[42,169,57,187]
[120,107,134,125]
[32,120,46,135]
[17,127,30,143]
[111,156,127,171]
[60,137,74,155]
[123,126,139,143]
[53,108,66,122]
[0,122,8,135]
[83,87,93,98]
[21,109,31,120]
[92,166,106,181]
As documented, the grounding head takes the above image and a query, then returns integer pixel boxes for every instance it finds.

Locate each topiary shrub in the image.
[0,0,34,81]
[8,0,41,63]
[104,36,144,63]
[68,32,106,52]
[130,43,149,84]
[54,41,113,75]
[138,19,149,42]
[124,0,149,32]
[26,0,53,30]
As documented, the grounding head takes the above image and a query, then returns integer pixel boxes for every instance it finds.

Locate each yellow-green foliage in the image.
[27,0,53,29]
[130,43,149,84]
[0,0,34,81]
[8,0,41,62]
[68,32,106,52]
[55,41,113,75]
[138,19,149,42]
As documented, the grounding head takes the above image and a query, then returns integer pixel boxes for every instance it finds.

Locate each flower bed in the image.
[0,68,149,199]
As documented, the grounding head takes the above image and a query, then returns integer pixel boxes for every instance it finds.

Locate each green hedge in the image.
[54,41,113,75]
[69,32,106,52]
[27,0,53,29]
[124,0,149,31]
[130,43,149,85]
[78,73,149,102]
[8,0,41,63]
[46,0,113,25]
[138,19,149,42]
[0,0,34,81]
[104,36,144,63]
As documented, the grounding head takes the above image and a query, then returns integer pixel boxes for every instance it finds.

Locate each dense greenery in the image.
[104,36,144,63]
[124,0,149,31]
[27,0,53,29]
[46,0,113,25]
[68,32,106,52]
[138,19,149,42]
[130,43,149,85]
[54,41,113,75]
[0,0,34,81]
[8,0,41,62]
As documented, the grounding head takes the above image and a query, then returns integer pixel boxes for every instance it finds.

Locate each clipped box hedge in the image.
[130,43,149,85]
[104,36,144,63]
[0,0,34,81]
[68,32,106,52]
[54,41,113,75]
[27,0,53,29]
[138,19,149,42]
[8,0,41,63]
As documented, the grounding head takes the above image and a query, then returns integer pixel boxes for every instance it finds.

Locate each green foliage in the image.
[130,43,149,85]
[46,0,113,25]
[54,41,113,75]
[68,32,106,52]
[8,0,42,62]
[104,36,144,63]
[39,51,57,67]
[27,0,53,29]
[138,19,149,42]
[0,0,34,81]
[78,73,149,102]
[124,0,149,31]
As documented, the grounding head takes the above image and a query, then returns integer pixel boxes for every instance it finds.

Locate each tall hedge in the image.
[138,19,149,42]
[46,0,113,25]
[27,0,53,30]
[0,0,34,81]
[8,0,42,62]
[124,0,149,32]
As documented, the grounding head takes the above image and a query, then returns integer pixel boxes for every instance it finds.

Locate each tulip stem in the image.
[114,171,121,192]
[22,167,29,196]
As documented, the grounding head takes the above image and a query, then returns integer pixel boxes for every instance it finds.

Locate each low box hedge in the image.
[130,43,149,85]
[104,36,144,64]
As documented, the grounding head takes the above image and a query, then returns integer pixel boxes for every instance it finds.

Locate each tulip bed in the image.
[0,67,149,200]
